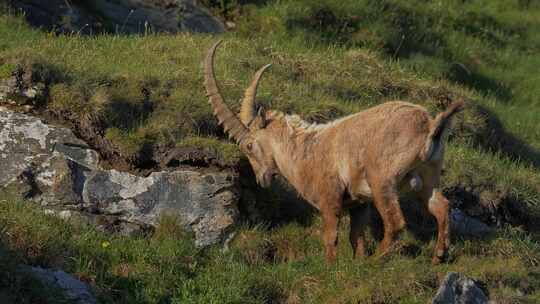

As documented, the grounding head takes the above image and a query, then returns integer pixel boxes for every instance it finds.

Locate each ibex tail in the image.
[423,100,464,162]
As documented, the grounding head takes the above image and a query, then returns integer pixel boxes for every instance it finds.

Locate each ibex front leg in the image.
[320,197,342,263]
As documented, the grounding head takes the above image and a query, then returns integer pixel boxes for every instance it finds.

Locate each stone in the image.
[20,266,97,304]
[450,209,493,238]
[0,107,98,190]
[83,169,239,247]
[7,0,224,35]
[0,107,240,246]
[432,272,489,304]
[0,67,45,107]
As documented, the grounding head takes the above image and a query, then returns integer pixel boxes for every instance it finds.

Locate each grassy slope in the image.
[1,0,540,303]
[1,200,540,303]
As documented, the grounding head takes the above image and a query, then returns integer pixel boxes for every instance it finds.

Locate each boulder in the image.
[0,107,239,246]
[450,209,493,238]
[0,65,46,108]
[83,169,239,247]
[0,107,98,194]
[19,266,97,304]
[432,272,489,304]
[7,0,224,34]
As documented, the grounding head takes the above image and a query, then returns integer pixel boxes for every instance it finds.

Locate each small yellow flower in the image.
[101,241,111,249]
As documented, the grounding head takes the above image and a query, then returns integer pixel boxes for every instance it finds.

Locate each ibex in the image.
[204,41,463,264]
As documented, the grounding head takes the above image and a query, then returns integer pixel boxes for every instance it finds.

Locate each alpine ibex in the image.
[203,41,463,264]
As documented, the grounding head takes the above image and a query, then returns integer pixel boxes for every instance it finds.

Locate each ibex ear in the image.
[249,107,267,130]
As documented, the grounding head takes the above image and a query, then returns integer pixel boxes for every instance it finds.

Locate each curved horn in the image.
[204,41,249,143]
[239,64,272,126]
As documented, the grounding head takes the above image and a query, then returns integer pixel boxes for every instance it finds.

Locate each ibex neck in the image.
[269,124,323,200]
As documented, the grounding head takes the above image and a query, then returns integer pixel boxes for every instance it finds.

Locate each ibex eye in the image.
[247,143,253,151]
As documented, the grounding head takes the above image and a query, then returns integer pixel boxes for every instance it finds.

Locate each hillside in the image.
[1,0,540,303]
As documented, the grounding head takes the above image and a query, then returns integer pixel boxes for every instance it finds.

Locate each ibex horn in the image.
[239,63,272,126]
[204,40,249,143]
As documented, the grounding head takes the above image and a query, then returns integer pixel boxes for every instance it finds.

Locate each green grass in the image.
[2,0,540,302]
[1,199,540,303]
[0,199,200,303]
[0,244,70,304]
[231,0,540,151]
[2,5,539,209]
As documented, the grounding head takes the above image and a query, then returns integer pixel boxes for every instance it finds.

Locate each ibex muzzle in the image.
[203,41,463,265]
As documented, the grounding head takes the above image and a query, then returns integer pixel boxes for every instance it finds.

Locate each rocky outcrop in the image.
[0,63,46,109]
[450,209,493,238]
[82,169,238,246]
[19,266,97,304]
[432,272,489,304]
[0,107,239,246]
[7,0,224,35]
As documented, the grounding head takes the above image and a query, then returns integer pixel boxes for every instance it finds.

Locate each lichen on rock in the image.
[0,107,240,246]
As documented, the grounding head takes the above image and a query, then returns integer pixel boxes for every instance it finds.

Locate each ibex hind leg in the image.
[368,179,406,257]
[417,163,450,265]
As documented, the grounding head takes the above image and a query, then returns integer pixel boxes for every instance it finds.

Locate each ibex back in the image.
[203,41,463,264]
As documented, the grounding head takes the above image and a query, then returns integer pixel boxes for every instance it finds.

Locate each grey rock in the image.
[35,153,95,207]
[432,272,489,304]
[0,107,97,189]
[0,67,45,107]
[0,107,239,246]
[20,266,97,304]
[7,0,224,34]
[83,169,239,247]
[450,209,493,238]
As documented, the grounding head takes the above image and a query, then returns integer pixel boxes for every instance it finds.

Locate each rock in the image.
[19,266,97,304]
[0,107,240,246]
[0,107,98,191]
[446,186,530,229]
[450,209,493,238]
[0,66,46,107]
[7,0,224,35]
[83,169,239,247]
[432,272,489,304]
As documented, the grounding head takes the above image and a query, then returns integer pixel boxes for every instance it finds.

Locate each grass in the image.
[230,0,540,151]
[2,0,540,302]
[0,244,70,304]
[1,199,540,303]
[0,199,200,303]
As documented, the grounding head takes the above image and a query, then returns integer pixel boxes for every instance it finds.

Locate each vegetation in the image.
[1,199,540,303]
[1,0,540,302]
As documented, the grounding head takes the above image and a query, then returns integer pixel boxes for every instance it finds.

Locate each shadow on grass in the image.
[0,241,70,304]
[471,104,540,169]
[448,66,513,103]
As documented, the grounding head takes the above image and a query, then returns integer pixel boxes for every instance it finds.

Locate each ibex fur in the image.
[204,41,463,264]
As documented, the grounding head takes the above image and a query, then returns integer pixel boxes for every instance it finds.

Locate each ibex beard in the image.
[204,41,463,265]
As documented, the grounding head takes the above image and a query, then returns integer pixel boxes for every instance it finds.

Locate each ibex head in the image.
[204,41,277,187]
